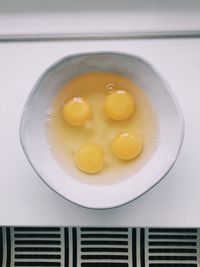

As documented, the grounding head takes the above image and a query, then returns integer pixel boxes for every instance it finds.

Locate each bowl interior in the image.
[20,52,184,209]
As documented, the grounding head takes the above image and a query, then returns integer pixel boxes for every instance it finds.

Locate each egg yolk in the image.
[75,143,104,174]
[104,90,135,120]
[112,132,143,160]
[62,97,92,126]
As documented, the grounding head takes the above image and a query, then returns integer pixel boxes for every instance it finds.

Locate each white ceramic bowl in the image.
[20,52,184,209]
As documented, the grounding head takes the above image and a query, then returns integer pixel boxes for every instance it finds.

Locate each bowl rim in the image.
[19,51,185,209]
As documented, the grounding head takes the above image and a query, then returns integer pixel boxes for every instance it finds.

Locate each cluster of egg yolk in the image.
[62,90,143,174]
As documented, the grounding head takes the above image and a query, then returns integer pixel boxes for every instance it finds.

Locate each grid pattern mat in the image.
[0,227,199,267]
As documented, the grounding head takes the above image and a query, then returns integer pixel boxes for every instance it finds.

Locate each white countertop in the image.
[0,0,200,39]
[0,38,200,226]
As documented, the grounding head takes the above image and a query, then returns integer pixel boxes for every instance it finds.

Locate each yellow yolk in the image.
[62,97,92,126]
[75,143,104,174]
[104,90,135,120]
[112,132,143,160]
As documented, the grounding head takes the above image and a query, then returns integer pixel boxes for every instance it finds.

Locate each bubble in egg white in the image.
[105,83,116,94]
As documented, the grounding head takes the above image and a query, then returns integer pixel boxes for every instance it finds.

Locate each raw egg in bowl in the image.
[20,52,184,209]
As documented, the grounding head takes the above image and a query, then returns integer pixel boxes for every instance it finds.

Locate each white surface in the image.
[20,52,184,209]
[0,0,200,38]
[0,38,200,226]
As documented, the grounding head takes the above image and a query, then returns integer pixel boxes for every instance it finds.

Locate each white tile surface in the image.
[0,38,200,226]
